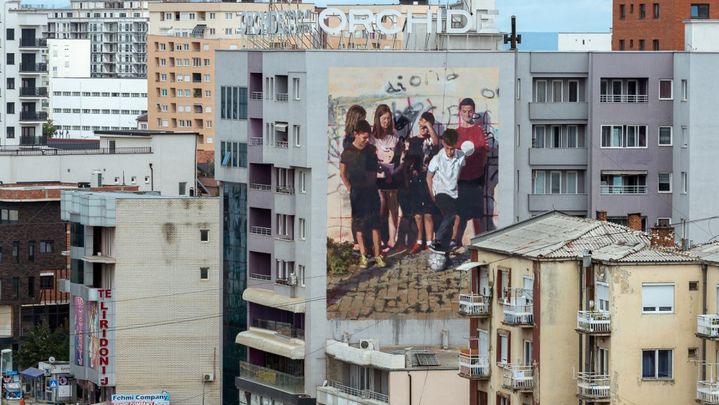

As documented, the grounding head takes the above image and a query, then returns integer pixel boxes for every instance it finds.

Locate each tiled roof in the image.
[689,242,719,264]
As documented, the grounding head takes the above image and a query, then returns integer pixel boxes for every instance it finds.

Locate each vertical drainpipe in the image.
[407,372,412,405]
[703,263,708,381]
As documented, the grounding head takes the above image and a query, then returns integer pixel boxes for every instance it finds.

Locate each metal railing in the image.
[19,87,48,97]
[458,293,491,317]
[322,380,389,403]
[503,303,534,325]
[0,147,151,156]
[20,111,48,121]
[275,186,294,195]
[249,273,271,281]
[600,185,647,195]
[458,352,490,379]
[600,94,648,103]
[253,319,304,339]
[275,140,289,149]
[239,361,304,395]
[502,364,534,391]
[249,137,264,146]
[249,183,272,191]
[698,381,719,403]
[577,372,610,399]
[20,38,48,47]
[249,226,272,236]
[276,93,289,102]
[19,62,48,72]
[577,311,611,334]
[698,314,719,338]
[19,135,47,146]
[250,91,263,100]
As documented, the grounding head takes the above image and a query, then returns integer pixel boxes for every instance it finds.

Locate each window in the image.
[179,182,187,195]
[298,265,306,287]
[28,277,35,298]
[293,125,301,147]
[533,126,545,148]
[549,171,562,194]
[658,127,672,146]
[658,173,672,193]
[497,332,510,364]
[28,241,35,262]
[299,218,306,240]
[639,3,646,18]
[533,171,546,194]
[12,277,18,300]
[535,80,547,103]
[200,229,209,242]
[552,80,563,102]
[642,284,674,312]
[653,39,660,50]
[639,39,645,50]
[200,267,209,280]
[568,80,579,102]
[523,340,533,366]
[220,86,248,120]
[659,80,673,100]
[642,349,672,379]
[12,241,19,263]
[6,78,14,90]
[293,78,300,100]
[299,171,307,193]
[681,172,688,194]
[691,3,710,18]
[601,125,647,148]
[6,28,14,40]
[653,3,660,17]
[6,103,14,114]
[40,275,54,290]
[566,171,578,194]
[276,214,294,239]
[625,126,647,147]
[620,4,626,19]
[681,80,688,101]
[619,39,625,50]
[6,53,14,65]
[1,209,18,223]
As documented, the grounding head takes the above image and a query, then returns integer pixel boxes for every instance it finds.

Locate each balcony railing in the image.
[697,314,719,338]
[502,364,534,391]
[458,293,491,317]
[0,147,152,156]
[458,352,490,379]
[600,185,647,195]
[320,380,389,404]
[698,381,719,404]
[248,273,271,281]
[250,183,272,191]
[275,186,294,195]
[577,311,611,334]
[20,38,48,48]
[252,318,304,339]
[249,226,272,236]
[275,140,289,149]
[249,137,264,146]
[577,372,610,399]
[276,93,289,102]
[19,63,48,73]
[19,87,48,97]
[239,361,304,395]
[20,111,49,121]
[502,294,534,326]
[599,94,648,103]
[250,91,263,100]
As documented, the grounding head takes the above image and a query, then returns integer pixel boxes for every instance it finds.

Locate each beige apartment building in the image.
[456,211,719,405]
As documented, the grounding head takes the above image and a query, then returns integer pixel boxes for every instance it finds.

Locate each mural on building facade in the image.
[326,67,500,319]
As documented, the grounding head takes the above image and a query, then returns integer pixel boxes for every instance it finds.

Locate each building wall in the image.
[388,369,469,405]
[558,33,612,51]
[47,39,91,78]
[49,78,148,138]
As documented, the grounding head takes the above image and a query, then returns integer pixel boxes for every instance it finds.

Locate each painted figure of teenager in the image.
[370,104,402,251]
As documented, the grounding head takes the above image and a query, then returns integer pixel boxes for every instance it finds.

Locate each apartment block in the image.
[612,0,719,51]
[60,191,221,403]
[45,0,155,78]
[0,1,50,148]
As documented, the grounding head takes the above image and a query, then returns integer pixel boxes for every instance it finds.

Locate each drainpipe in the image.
[149,163,154,191]
[703,263,708,381]
[407,372,412,405]
[578,259,584,380]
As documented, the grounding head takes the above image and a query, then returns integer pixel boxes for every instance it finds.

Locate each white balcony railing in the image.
[698,381,719,403]
[276,93,289,102]
[249,137,263,146]
[458,352,490,379]
[577,311,611,334]
[250,91,263,100]
[600,185,647,195]
[600,94,648,103]
[320,380,389,403]
[577,372,610,399]
[502,364,534,391]
[275,141,289,149]
[503,299,534,325]
[249,183,272,192]
[698,314,719,338]
[249,226,271,236]
[458,293,491,317]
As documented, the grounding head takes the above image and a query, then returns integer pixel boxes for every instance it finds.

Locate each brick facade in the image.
[613,0,719,51]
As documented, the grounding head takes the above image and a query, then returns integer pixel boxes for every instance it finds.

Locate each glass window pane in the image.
[612,127,623,147]
[536,81,546,102]
[567,126,578,148]
[658,350,672,378]
[552,81,562,102]
[534,171,546,194]
[642,350,656,378]
[550,172,561,194]
[567,172,577,194]
[534,127,545,148]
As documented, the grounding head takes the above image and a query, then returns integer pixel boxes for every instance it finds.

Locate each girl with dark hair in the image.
[342,105,367,149]
[370,104,401,250]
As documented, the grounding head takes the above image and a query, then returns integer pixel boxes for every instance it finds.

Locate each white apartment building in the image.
[47,38,91,78]
[0,130,197,197]
[60,191,221,404]
[0,1,49,148]
[45,0,157,78]
[50,78,148,138]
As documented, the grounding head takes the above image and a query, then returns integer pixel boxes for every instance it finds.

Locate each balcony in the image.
[599,185,647,195]
[502,292,534,326]
[458,293,491,317]
[576,311,611,335]
[249,226,271,236]
[528,147,587,166]
[250,91,263,100]
[276,93,289,102]
[19,135,47,147]
[698,381,719,404]
[19,38,48,48]
[252,318,304,339]
[275,185,294,195]
[458,351,490,380]
[502,365,534,391]
[576,372,610,400]
[697,314,719,339]
[19,87,48,97]
[528,102,588,121]
[528,193,588,213]
[600,94,648,103]
[19,111,48,122]
[249,137,263,146]
[249,183,271,192]
[19,63,48,73]
[275,140,289,149]
[317,380,389,404]
[238,361,304,395]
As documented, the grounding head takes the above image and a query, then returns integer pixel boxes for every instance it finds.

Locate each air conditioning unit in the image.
[287,273,298,286]
[359,339,378,351]
[202,373,214,382]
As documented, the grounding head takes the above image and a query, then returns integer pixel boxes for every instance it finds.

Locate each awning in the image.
[274,123,288,132]
[20,367,44,378]
[455,262,482,272]
[236,327,305,359]
[243,288,305,313]
[600,170,647,175]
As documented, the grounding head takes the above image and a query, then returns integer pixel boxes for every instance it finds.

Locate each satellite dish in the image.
[48,356,56,363]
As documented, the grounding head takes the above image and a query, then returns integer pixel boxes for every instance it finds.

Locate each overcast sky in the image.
[23,0,613,33]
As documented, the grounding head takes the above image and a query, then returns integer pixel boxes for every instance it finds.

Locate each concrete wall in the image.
[558,33,612,51]
[47,39,91,78]
[388,369,469,405]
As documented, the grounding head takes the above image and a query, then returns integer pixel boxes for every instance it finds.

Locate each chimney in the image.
[651,226,676,248]
[596,210,607,221]
[627,212,642,231]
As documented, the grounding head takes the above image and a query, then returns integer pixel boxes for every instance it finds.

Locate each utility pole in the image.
[503,15,522,50]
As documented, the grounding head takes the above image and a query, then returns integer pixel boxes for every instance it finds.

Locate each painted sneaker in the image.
[359,255,369,269]
[409,242,424,254]
[374,255,387,268]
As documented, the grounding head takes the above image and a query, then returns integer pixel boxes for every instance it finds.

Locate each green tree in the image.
[42,119,58,138]
[15,324,68,370]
